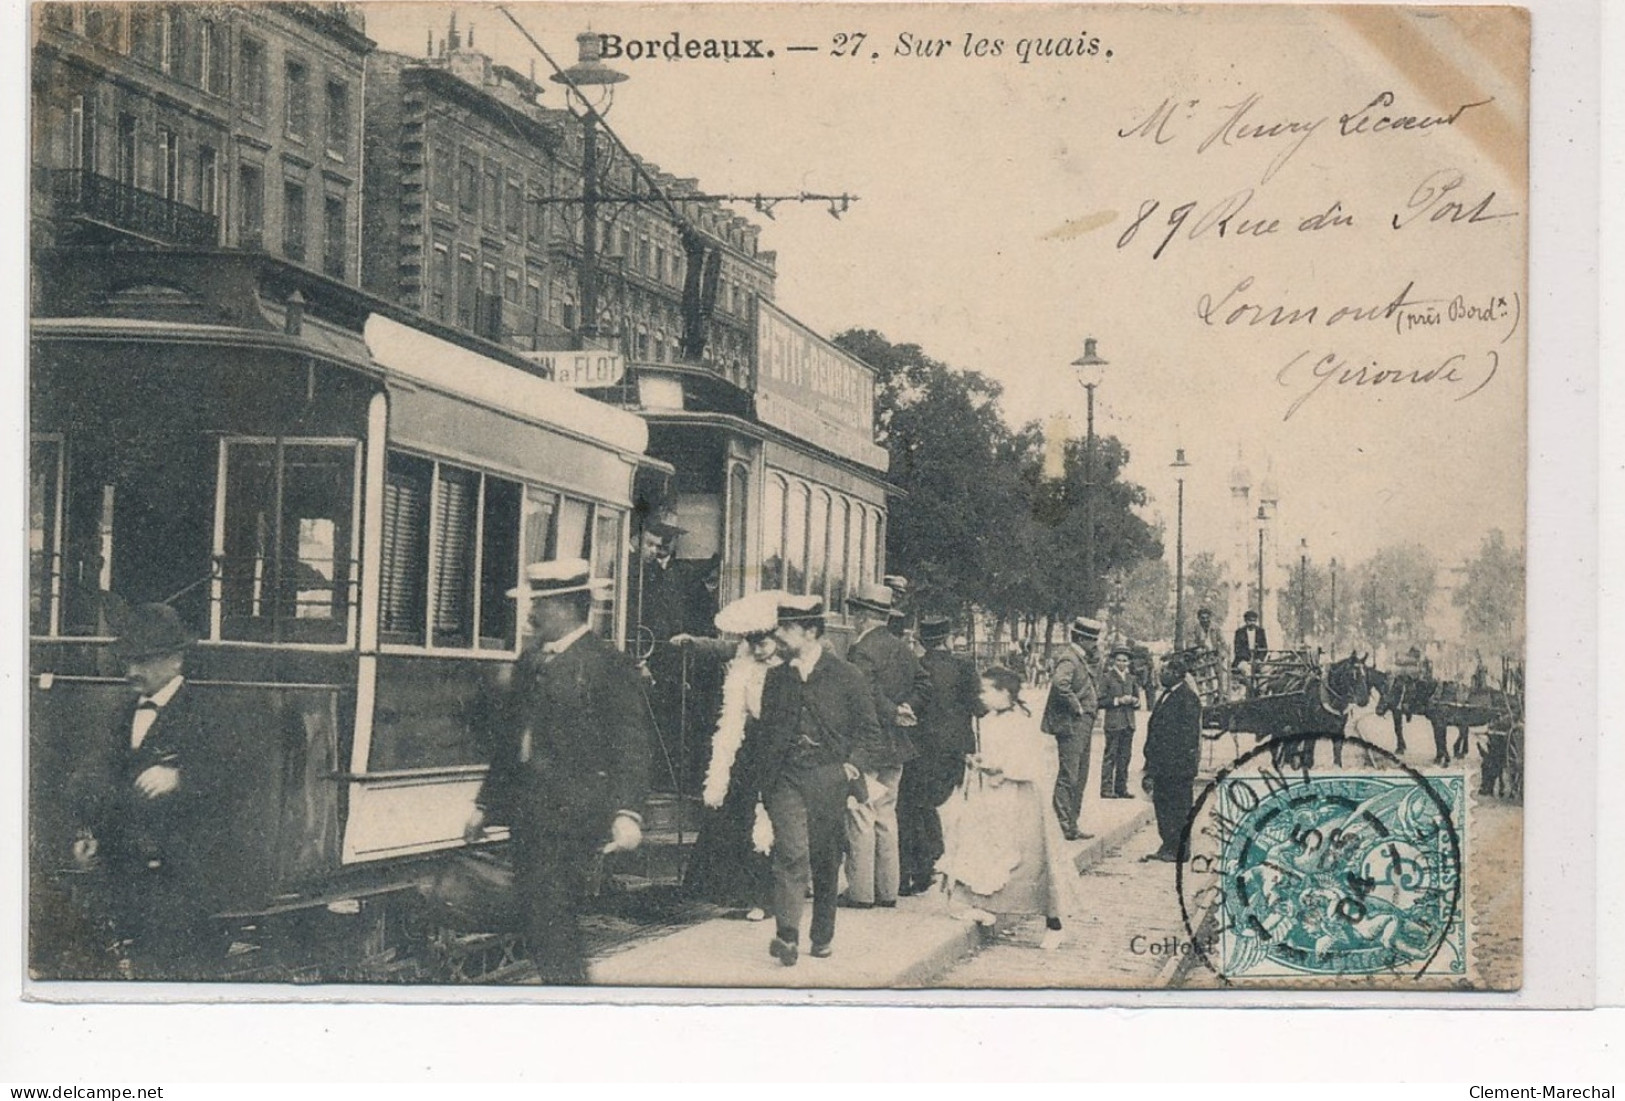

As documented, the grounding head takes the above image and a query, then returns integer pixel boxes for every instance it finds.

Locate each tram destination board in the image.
[21,1,1554,1003]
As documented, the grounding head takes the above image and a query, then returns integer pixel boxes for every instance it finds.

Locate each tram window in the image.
[477,477,521,651]
[762,475,785,590]
[808,490,830,603]
[30,436,63,636]
[522,487,558,567]
[556,498,592,562]
[785,480,809,595]
[726,465,749,603]
[431,466,478,649]
[219,441,357,645]
[590,507,623,639]
[378,454,431,646]
[830,496,850,613]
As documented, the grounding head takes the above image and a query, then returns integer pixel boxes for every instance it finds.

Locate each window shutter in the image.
[379,457,429,643]
[432,466,478,646]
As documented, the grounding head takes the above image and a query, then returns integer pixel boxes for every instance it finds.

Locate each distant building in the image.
[32,2,373,283]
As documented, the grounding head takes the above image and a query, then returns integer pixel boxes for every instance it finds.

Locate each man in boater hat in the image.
[746,596,880,965]
[1041,615,1102,840]
[464,559,653,984]
[842,582,930,908]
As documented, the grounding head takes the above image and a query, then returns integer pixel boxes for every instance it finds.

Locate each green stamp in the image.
[1214,768,1466,979]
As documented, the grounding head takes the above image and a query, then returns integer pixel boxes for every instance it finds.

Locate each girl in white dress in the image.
[938,666,1081,950]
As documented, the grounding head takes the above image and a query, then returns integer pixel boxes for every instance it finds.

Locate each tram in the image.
[28,248,668,976]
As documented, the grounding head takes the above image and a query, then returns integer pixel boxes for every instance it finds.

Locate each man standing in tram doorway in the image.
[842,582,930,908]
[749,596,879,965]
[465,559,653,984]
[633,510,714,792]
[1042,616,1102,840]
[68,603,230,979]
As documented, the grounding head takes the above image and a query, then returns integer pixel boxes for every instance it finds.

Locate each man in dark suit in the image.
[1232,610,1269,691]
[69,603,229,979]
[1099,645,1146,799]
[1141,657,1204,863]
[842,582,930,908]
[631,512,714,791]
[899,615,980,895]
[747,597,880,965]
[1042,616,1102,840]
[465,559,653,984]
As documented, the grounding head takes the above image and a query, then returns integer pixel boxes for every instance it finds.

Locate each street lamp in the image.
[1255,504,1268,620]
[1297,537,1309,647]
[1329,556,1339,654]
[550,31,628,340]
[1171,447,1191,649]
[1071,337,1109,615]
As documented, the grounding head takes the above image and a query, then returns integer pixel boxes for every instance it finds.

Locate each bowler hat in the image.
[113,603,193,661]
[1243,610,1260,622]
[507,558,612,600]
[917,615,952,645]
[846,582,895,617]
[643,510,687,539]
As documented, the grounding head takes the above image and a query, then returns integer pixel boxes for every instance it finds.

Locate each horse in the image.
[1204,652,1371,771]
[1367,666,1438,757]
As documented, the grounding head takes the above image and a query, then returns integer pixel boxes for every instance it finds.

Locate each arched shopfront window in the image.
[808,489,830,603]
[872,510,885,587]
[726,464,749,602]
[762,474,785,590]
[785,479,809,595]
[852,502,869,593]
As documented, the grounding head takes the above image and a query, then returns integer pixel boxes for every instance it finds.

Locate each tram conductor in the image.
[464,559,653,984]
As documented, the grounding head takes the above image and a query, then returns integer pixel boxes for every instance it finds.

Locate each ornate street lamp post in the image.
[550,32,628,340]
[1171,447,1190,649]
[1071,338,1109,615]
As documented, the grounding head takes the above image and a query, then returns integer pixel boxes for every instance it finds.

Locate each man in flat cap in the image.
[69,603,228,978]
[1233,610,1269,694]
[842,582,931,908]
[746,597,880,965]
[1190,606,1230,695]
[465,559,653,984]
[898,615,980,895]
[1041,616,1102,840]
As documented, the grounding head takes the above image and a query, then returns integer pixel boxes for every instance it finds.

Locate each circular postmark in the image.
[1175,733,1466,982]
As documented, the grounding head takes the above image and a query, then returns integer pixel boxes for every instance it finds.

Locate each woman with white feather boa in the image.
[680,591,783,919]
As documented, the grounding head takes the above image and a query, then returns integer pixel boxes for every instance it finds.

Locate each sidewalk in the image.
[588,713,1153,989]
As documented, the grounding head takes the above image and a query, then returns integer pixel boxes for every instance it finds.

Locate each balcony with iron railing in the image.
[45,168,220,248]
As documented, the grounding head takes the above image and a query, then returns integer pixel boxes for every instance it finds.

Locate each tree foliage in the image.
[833,329,1162,624]
[1453,528,1524,657]
[1351,543,1438,651]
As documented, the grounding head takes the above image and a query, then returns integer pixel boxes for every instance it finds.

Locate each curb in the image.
[1072,805,1156,875]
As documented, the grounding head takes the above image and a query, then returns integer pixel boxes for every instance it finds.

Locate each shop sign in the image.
[755,301,887,471]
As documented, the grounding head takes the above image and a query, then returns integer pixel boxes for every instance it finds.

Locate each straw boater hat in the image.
[776,593,825,627]
[714,590,784,637]
[112,603,193,661]
[845,582,896,617]
[1069,615,1104,643]
[917,615,952,645]
[507,558,612,600]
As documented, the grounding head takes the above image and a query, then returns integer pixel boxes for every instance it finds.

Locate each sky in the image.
[361,3,1528,582]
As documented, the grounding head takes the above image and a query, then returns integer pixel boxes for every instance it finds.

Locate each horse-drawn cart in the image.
[1198,649,1371,770]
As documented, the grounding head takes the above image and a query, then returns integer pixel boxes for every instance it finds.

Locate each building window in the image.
[238,163,264,246]
[30,436,64,637]
[325,80,349,156]
[282,180,306,261]
[456,252,476,328]
[115,114,136,189]
[240,37,266,117]
[85,5,123,52]
[323,194,346,278]
[483,167,501,228]
[430,243,451,322]
[200,18,228,95]
[130,7,159,65]
[458,158,478,216]
[431,145,454,208]
[655,245,667,284]
[850,502,868,593]
[197,146,218,215]
[525,277,542,319]
[44,5,74,31]
[505,180,523,235]
[504,269,520,305]
[218,440,359,645]
[156,127,179,202]
[70,95,96,172]
[762,475,786,590]
[285,59,309,139]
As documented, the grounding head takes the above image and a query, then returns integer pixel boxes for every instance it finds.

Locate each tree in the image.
[1116,554,1172,643]
[1182,551,1232,632]
[1453,528,1525,657]
[1351,544,1438,652]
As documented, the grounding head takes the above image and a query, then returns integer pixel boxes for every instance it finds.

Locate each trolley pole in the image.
[1171,447,1190,650]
